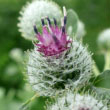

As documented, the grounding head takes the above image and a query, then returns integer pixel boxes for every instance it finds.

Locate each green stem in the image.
[104,51,110,70]
[93,63,100,76]
[20,93,39,110]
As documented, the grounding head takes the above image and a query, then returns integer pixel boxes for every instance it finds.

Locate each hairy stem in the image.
[20,93,39,110]
[93,62,100,76]
[104,51,110,70]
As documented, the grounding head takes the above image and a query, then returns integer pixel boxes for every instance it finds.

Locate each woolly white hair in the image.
[97,28,110,50]
[26,41,93,96]
[47,91,108,110]
[76,20,86,41]
[18,0,62,40]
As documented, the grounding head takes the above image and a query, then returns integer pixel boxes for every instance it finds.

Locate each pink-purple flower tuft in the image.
[34,7,71,56]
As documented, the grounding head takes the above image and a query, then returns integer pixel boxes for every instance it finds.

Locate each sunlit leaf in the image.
[66,9,78,37]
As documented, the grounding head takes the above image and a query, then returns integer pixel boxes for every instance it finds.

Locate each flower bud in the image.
[18,0,62,40]
[47,91,108,110]
[97,28,110,51]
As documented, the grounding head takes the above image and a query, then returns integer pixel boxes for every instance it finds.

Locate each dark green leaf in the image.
[94,70,110,89]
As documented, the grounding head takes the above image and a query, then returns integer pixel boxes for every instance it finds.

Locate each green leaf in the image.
[66,9,78,37]
[94,70,110,89]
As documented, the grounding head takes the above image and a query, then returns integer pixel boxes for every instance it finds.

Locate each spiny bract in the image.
[27,42,92,96]
[26,7,92,96]
[47,91,108,110]
[18,0,62,40]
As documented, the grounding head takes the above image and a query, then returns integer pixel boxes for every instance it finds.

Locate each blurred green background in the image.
[0,0,110,110]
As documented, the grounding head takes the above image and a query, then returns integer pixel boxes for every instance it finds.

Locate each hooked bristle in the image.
[61,18,64,27]
[62,26,65,33]
[54,18,57,26]
[64,16,67,25]
[63,6,67,17]
[41,18,45,26]
[46,17,51,26]
[33,25,38,34]
[52,35,59,44]
[63,6,67,26]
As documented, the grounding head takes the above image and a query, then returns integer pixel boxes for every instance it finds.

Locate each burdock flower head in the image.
[47,91,109,110]
[26,7,93,96]
[34,7,71,56]
[18,0,62,40]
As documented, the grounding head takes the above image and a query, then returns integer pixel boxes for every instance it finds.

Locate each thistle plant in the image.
[18,0,62,40]
[47,91,109,110]
[26,7,93,96]
[17,1,110,110]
